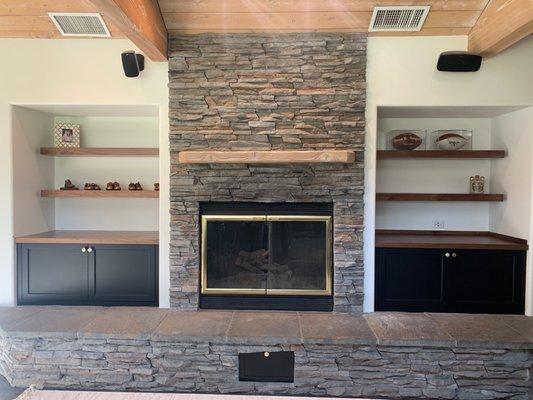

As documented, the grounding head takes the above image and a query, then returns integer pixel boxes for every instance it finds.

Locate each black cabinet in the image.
[375,248,446,312]
[89,245,158,304]
[448,250,525,314]
[18,244,90,304]
[375,248,526,314]
[18,244,158,306]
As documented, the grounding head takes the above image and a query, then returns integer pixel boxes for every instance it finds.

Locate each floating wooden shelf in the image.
[40,147,159,157]
[376,193,505,202]
[15,230,159,245]
[41,190,159,198]
[177,150,356,164]
[377,150,505,159]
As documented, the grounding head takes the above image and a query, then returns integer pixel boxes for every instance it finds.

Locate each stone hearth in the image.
[0,307,532,399]
[168,33,366,311]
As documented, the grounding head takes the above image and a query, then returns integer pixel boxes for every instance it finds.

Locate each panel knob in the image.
[87,247,93,253]
[81,247,87,253]
[452,252,457,258]
[444,252,450,258]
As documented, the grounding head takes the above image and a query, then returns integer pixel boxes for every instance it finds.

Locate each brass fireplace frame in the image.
[200,215,333,296]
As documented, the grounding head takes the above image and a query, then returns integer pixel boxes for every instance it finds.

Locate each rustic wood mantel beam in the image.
[87,0,168,61]
[468,0,533,57]
[176,150,357,164]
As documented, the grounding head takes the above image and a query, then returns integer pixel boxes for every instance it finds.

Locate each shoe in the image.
[61,179,78,190]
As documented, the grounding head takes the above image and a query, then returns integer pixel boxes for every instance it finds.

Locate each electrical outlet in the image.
[433,220,445,229]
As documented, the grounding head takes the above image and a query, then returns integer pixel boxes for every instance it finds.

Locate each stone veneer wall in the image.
[1,331,531,399]
[168,33,366,311]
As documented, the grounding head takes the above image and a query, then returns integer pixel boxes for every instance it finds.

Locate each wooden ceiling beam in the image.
[86,0,168,61]
[468,0,533,57]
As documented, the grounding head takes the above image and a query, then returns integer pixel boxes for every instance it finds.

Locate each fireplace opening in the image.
[199,203,333,311]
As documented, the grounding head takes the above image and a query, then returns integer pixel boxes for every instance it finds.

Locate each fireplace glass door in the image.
[201,215,332,296]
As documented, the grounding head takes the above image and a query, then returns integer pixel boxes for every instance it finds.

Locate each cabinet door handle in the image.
[81,247,87,253]
[452,253,457,258]
[444,252,450,258]
[87,247,93,253]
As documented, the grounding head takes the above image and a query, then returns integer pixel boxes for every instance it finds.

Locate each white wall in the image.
[365,36,533,313]
[0,39,169,307]
[377,117,493,230]
[1,35,532,313]
[53,116,159,231]
[12,107,55,236]
[489,107,533,314]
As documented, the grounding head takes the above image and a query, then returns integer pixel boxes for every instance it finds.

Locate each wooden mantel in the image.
[176,150,356,164]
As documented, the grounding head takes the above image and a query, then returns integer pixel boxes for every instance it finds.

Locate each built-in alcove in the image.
[11,104,161,306]
[12,104,160,234]
[375,105,531,231]
[373,105,533,315]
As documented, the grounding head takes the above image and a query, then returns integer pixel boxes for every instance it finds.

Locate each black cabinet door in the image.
[376,247,526,314]
[448,250,525,314]
[18,244,89,305]
[88,245,158,306]
[375,248,447,312]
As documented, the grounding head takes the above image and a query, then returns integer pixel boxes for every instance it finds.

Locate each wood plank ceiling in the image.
[0,0,530,60]
[0,0,123,38]
[1,0,491,38]
[158,0,491,36]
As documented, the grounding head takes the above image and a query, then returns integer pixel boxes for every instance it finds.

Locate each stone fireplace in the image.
[169,33,366,312]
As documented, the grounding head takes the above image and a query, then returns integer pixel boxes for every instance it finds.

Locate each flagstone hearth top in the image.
[0,307,531,349]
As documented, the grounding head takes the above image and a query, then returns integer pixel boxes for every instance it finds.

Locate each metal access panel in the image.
[239,351,295,382]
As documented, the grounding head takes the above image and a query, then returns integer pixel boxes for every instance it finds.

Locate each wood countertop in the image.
[15,231,159,245]
[376,230,528,251]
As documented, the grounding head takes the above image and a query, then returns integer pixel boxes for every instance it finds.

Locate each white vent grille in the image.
[369,6,430,32]
[48,13,111,37]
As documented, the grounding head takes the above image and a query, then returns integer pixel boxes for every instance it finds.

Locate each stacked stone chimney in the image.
[168,33,366,312]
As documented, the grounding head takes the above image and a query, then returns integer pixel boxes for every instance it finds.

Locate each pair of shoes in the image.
[60,179,78,190]
[106,181,121,190]
[154,183,159,191]
[84,183,101,190]
[128,182,143,191]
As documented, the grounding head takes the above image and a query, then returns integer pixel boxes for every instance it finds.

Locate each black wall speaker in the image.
[121,51,145,77]
[437,51,482,72]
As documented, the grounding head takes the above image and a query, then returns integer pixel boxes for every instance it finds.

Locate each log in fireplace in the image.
[200,203,333,311]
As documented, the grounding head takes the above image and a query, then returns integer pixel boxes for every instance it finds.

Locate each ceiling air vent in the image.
[369,6,430,32]
[48,13,111,37]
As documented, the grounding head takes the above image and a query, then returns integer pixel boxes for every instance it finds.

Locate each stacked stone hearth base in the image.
[1,334,531,399]
[1,308,531,400]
